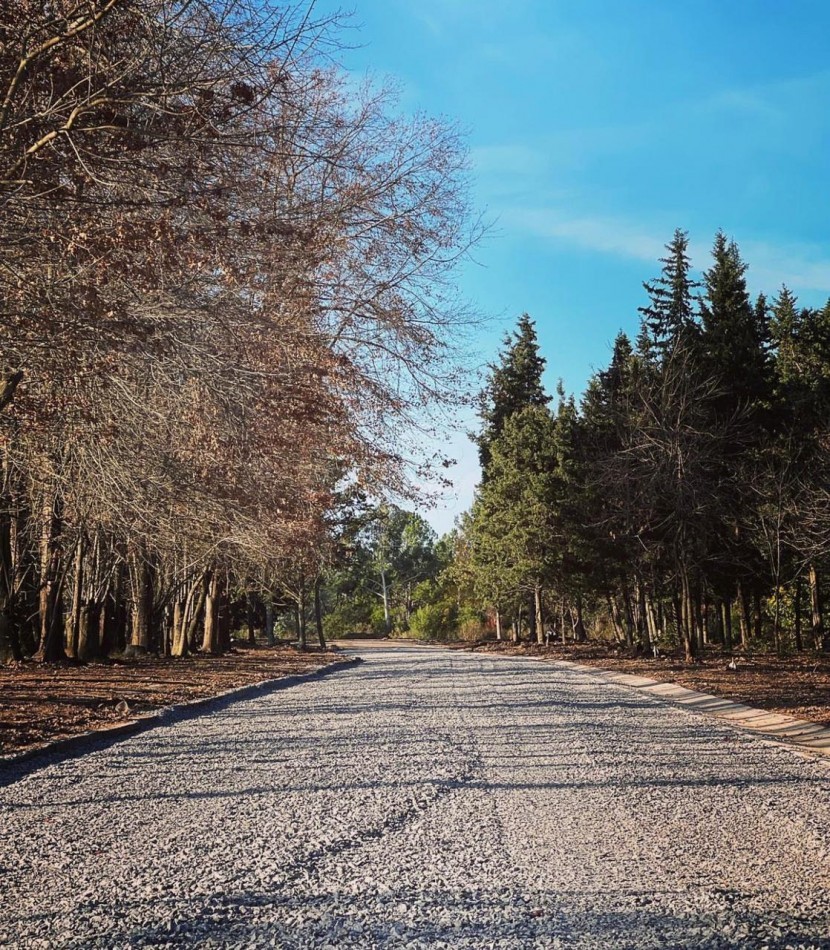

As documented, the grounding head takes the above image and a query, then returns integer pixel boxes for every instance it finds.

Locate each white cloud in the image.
[504,207,830,297]
[506,207,666,262]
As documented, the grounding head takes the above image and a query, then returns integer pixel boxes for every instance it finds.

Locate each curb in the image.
[551,658,830,758]
[0,656,362,785]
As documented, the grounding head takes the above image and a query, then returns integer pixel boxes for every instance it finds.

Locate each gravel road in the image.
[2,644,830,949]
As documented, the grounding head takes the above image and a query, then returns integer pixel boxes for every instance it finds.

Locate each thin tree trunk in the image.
[128,553,151,655]
[380,568,391,634]
[621,586,635,649]
[35,494,64,662]
[608,594,625,642]
[201,571,221,654]
[314,577,326,649]
[721,597,733,652]
[637,583,650,652]
[644,593,659,651]
[246,591,256,645]
[187,571,209,651]
[677,570,695,663]
[573,594,587,642]
[265,600,275,646]
[297,578,307,650]
[693,587,704,655]
[809,564,824,651]
[0,471,20,661]
[738,583,750,647]
[701,596,712,644]
[66,534,84,659]
[494,607,502,641]
[171,598,186,657]
[794,575,803,651]
[534,583,544,645]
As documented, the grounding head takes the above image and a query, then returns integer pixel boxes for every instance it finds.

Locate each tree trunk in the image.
[534,583,544,645]
[66,535,84,659]
[0,468,20,662]
[809,564,824,651]
[201,571,221,654]
[607,594,625,642]
[676,572,695,663]
[35,494,64,662]
[721,597,733,652]
[297,578,307,650]
[794,575,803,652]
[621,586,635,649]
[246,591,256,645]
[128,554,151,655]
[494,607,502,641]
[573,595,587,642]
[171,598,186,657]
[773,583,783,655]
[265,600,275,646]
[738,583,750,647]
[186,572,209,652]
[380,568,391,635]
[314,577,326,649]
[644,593,659,651]
[636,584,650,652]
[701,596,710,646]
[693,587,704,655]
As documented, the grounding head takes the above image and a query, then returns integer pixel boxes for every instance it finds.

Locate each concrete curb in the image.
[552,658,830,758]
[0,656,362,785]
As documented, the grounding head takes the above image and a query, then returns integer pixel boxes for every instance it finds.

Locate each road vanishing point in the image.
[2,643,830,948]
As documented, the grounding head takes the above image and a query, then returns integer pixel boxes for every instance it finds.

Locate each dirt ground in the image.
[0,643,336,756]
[469,640,830,726]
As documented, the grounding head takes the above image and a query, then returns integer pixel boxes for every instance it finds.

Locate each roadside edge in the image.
[0,655,363,784]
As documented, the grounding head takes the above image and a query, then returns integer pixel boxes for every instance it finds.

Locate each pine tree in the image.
[638,229,700,357]
[700,231,770,416]
[472,405,560,642]
[476,314,548,479]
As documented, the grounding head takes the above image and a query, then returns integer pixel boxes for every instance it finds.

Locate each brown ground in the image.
[468,640,830,726]
[0,643,337,756]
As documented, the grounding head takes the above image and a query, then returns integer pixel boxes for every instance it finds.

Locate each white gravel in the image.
[2,644,830,949]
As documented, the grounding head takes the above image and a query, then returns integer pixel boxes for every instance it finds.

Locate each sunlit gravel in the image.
[2,644,830,948]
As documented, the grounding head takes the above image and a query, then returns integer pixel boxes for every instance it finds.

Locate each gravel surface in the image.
[2,644,830,949]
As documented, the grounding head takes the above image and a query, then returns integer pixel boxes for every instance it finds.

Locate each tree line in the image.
[457,230,830,659]
[0,0,475,662]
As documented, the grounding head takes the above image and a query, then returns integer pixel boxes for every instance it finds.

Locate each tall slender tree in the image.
[476,314,548,479]
[638,229,700,357]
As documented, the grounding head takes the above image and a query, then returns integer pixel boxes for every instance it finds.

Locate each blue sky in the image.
[315,0,830,534]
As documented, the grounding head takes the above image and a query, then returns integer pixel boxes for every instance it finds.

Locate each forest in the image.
[4,2,830,672]
[0,0,476,664]
[333,230,830,664]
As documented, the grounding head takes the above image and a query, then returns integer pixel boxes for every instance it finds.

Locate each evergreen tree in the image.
[638,229,700,357]
[476,314,548,479]
[472,405,560,642]
[700,231,770,416]
[579,334,640,617]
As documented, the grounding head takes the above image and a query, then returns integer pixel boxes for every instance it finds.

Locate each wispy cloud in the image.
[742,241,830,296]
[471,144,548,178]
[505,208,666,262]
[506,207,830,297]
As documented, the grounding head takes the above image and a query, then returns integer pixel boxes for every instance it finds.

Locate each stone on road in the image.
[2,644,830,949]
